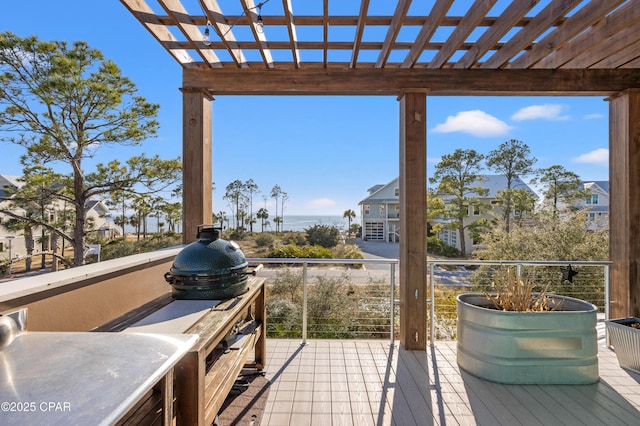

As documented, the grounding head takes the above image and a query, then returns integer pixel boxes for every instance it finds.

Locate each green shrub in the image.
[332,244,365,268]
[255,233,275,247]
[226,228,246,240]
[305,224,341,248]
[427,236,461,257]
[268,244,333,259]
[97,234,182,262]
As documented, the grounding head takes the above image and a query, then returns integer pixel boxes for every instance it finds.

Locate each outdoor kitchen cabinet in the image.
[0,330,197,425]
[98,276,266,426]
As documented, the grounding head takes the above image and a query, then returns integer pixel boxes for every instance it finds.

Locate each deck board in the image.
[261,340,640,426]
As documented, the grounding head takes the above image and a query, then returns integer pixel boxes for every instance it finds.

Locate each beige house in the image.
[0,174,119,262]
[434,175,538,256]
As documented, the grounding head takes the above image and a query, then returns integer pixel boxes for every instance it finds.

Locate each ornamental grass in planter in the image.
[605,317,640,374]
[457,268,598,385]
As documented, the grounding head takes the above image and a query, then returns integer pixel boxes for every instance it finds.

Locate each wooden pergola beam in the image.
[399,92,427,350]
[183,68,640,96]
[609,89,640,318]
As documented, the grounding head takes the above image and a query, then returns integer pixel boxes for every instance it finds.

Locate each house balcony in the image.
[0,251,638,425]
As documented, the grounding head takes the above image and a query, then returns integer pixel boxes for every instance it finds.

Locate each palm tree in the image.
[257,208,269,232]
[343,209,356,236]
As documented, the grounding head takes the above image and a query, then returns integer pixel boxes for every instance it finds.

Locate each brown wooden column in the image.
[181,88,213,244]
[609,89,640,318]
[399,92,427,350]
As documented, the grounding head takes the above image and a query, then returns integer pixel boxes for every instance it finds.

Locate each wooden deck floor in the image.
[260,339,640,426]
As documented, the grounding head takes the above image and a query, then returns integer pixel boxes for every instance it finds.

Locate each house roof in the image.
[583,180,609,194]
[0,175,24,199]
[359,177,399,205]
[467,175,538,199]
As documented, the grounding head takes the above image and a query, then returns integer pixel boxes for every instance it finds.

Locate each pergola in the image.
[121,0,640,350]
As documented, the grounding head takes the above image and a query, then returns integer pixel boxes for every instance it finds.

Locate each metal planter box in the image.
[457,293,599,385]
[605,317,640,374]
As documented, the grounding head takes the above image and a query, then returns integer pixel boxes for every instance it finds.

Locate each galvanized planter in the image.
[605,317,640,374]
[456,293,599,385]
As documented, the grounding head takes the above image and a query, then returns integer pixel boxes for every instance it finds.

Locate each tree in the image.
[0,33,181,266]
[257,207,269,232]
[213,211,226,229]
[486,139,537,232]
[244,179,259,233]
[533,165,586,219]
[224,180,244,229]
[343,209,356,236]
[474,210,608,262]
[270,184,283,233]
[429,149,488,255]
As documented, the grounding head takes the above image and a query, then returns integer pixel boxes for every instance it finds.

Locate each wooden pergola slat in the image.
[201,0,248,68]
[401,0,454,69]
[158,0,222,67]
[481,0,581,69]
[454,0,538,69]
[281,0,300,68]
[375,0,411,69]
[509,0,627,69]
[239,0,274,69]
[538,1,640,69]
[564,20,640,69]
[349,0,370,69]
[121,0,195,66]
[429,0,496,69]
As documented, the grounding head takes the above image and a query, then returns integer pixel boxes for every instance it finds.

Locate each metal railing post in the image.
[390,262,396,347]
[604,264,610,347]
[430,261,435,347]
[302,262,308,345]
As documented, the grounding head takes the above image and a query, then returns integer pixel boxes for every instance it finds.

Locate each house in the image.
[358,177,400,242]
[433,175,538,255]
[577,181,609,230]
[0,174,120,262]
[359,175,539,248]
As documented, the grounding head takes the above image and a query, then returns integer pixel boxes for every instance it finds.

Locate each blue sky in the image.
[1,2,609,216]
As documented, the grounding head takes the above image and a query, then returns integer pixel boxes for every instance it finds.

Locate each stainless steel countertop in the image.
[0,331,197,425]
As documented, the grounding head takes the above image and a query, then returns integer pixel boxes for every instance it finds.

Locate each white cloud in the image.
[572,148,608,166]
[307,198,337,209]
[584,113,604,120]
[511,104,569,121]
[432,110,513,138]
[427,157,441,164]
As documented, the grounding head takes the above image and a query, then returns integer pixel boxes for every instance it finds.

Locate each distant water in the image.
[278,215,352,232]
[122,215,354,234]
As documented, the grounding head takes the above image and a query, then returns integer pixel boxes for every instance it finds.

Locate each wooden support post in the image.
[181,89,213,244]
[399,92,427,350]
[609,89,640,318]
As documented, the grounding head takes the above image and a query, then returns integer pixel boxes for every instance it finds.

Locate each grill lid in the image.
[169,225,248,278]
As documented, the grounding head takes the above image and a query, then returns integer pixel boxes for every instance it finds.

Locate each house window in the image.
[379,206,385,215]
[0,242,3,252]
[586,194,599,205]
[451,230,457,246]
[364,205,370,215]
[589,213,596,220]
[394,187,399,197]
[473,205,480,216]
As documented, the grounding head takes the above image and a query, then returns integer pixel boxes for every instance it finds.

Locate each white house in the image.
[433,175,538,255]
[360,175,538,252]
[358,177,401,242]
[575,181,609,230]
[0,174,120,262]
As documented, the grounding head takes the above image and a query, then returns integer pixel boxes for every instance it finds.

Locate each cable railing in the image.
[427,259,612,346]
[246,258,611,348]
[246,258,399,345]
